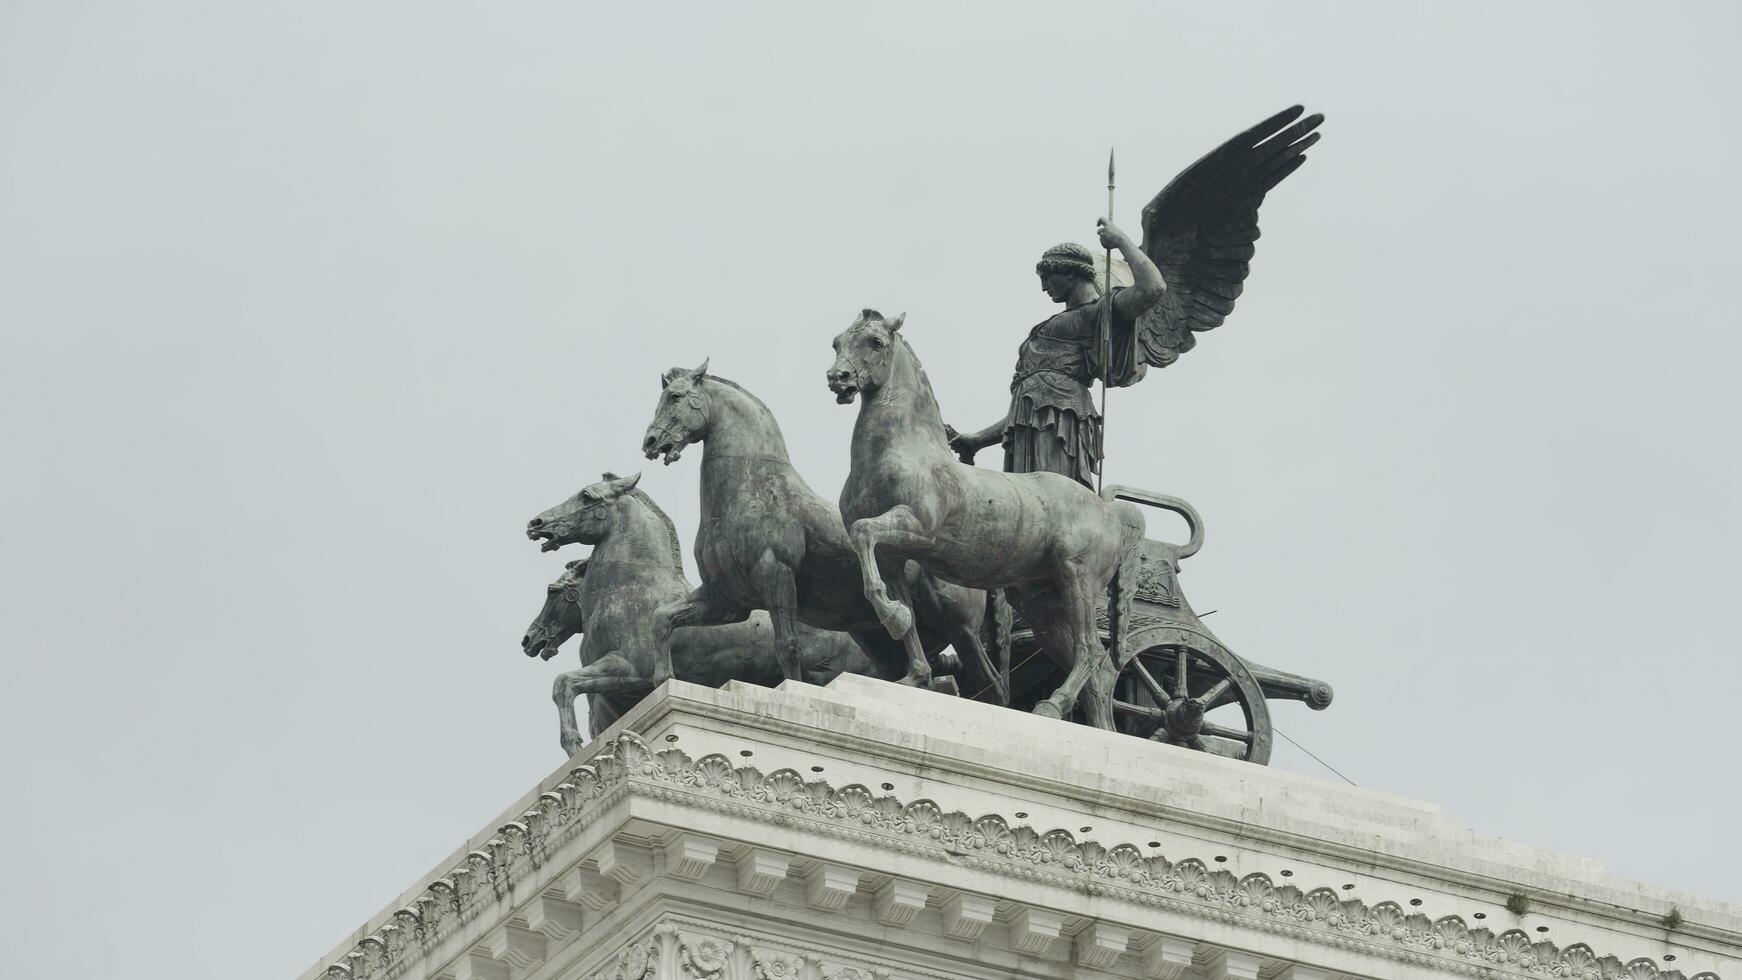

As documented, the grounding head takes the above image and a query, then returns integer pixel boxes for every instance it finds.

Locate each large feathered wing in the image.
[1136,105,1323,368]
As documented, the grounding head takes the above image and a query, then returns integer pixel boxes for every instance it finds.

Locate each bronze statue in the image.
[949,106,1325,487]
[506,106,1338,765]
[522,519,875,754]
[638,365,1005,700]
[828,311,1146,728]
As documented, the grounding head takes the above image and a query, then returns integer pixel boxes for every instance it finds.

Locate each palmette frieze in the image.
[315,732,1718,980]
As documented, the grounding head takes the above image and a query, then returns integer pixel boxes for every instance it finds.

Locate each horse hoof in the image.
[1031,700,1063,721]
[560,735,585,757]
[897,669,933,688]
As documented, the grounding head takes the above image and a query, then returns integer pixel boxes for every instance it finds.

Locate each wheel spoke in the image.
[1131,657,1174,704]
[1174,647,1188,696]
[1199,677,1234,708]
[1113,699,1165,720]
[1201,721,1254,744]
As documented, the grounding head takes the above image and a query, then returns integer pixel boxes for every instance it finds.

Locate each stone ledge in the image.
[299,678,1740,980]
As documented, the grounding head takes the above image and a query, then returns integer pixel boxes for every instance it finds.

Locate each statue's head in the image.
[642,361,711,465]
[1035,242,1096,303]
[525,471,643,551]
[827,308,906,404]
[523,558,588,660]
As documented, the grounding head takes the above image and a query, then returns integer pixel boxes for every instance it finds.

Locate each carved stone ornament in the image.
[314,732,1718,980]
[580,920,907,980]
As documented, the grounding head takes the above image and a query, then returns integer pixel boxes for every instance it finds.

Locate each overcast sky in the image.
[3,3,1739,978]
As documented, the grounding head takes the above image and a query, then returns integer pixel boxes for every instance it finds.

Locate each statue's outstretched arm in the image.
[946,409,1012,462]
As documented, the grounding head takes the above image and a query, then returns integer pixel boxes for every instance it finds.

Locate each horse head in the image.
[642,360,713,465]
[827,309,906,404]
[523,558,588,660]
[525,471,644,551]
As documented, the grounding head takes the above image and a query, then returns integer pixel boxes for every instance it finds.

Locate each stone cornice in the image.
[311,732,1723,980]
[625,678,1736,935]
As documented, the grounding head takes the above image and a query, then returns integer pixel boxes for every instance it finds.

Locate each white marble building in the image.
[300,675,1739,980]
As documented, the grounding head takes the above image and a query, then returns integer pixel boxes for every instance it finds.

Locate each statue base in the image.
[303,675,1738,980]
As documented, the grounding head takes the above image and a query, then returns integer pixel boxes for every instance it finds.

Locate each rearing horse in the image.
[827,310,1145,728]
[523,498,877,754]
[640,365,1003,701]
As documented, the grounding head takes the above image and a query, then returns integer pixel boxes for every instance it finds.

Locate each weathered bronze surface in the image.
[515,106,1337,763]
[639,366,1003,701]
[829,311,1146,729]
[950,106,1325,487]
[525,473,877,754]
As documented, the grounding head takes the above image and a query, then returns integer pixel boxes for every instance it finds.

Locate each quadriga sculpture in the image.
[828,310,1145,728]
[639,365,1005,702]
[525,471,876,754]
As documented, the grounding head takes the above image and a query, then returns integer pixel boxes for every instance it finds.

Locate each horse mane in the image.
[687,372,794,461]
[701,374,773,415]
[893,334,946,424]
[623,488,684,569]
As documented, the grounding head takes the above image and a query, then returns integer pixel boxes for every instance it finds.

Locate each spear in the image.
[1096,148,1115,493]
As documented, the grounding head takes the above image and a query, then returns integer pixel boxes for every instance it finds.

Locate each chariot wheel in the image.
[1113,626,1273,764]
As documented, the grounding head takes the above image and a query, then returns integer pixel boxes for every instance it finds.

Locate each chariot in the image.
[991,486,1334,765]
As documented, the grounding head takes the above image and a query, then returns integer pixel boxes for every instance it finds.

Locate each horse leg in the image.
[751,549,805,681]
[1034,563,1118,729]
[650,585,749,685]
[847,506,932,639]
[1026,616,1080,721]
[587,694,621,739]
[952,624,1004,704]
[847,630,910,684]
[879,565,933,688]
[910,570,1004,704]
[552,653,640,756]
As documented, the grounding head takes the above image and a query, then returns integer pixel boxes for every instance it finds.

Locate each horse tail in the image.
[1113,500,1146,565]
[1107,500,1147,667]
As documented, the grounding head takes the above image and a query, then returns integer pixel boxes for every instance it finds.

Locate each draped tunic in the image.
[1002,288,1145,487]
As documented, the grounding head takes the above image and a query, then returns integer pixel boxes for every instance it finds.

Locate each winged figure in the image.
[948,105,1324,487]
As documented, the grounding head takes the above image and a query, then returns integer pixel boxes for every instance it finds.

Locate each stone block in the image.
[591,838,646,886]
[735,848,790,898]
[1140,935,1195,980]
[525,892,584,943]
[941,892,996,941]
[873,878,930,927]
[804,863,861,912]
[663,832,720,880]
[485,924,546,970]
[1076,921,1130,969]
[450,950,508,980]
[556,864,619,912]
[1203,946,1265,980]
[1011,906,1065,954]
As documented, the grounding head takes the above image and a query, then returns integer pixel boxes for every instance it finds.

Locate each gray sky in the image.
[3,3,1738,977]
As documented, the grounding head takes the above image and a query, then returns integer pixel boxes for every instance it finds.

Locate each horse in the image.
[639,364,1005,702]
[827,310,1146,728]
[522,557,621,740]
[524,471,877,755]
